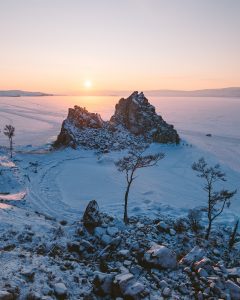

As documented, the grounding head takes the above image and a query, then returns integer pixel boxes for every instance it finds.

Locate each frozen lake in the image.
[0,95,240,171]
[1,95,240,221]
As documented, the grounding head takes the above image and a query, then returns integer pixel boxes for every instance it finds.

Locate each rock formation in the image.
[110,91,179,144]
[53,92,180,149]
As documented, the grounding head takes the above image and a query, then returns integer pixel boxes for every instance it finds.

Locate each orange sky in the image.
[1,0,240,94]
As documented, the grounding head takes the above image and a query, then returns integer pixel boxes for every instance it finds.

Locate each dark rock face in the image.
[110,91,179,144]
[53,106,104,148]
[82,200,102,232]
[67,106,103,129]
[53,92,180,149]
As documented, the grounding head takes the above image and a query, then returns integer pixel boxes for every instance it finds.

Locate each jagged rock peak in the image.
[110,91,180,144]
[67,105,104,129]
[53,92,180,149]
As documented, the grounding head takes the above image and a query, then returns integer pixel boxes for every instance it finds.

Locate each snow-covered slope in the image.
[1,94,240,299]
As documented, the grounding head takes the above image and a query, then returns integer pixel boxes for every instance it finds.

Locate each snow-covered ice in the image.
[0,95,239,224]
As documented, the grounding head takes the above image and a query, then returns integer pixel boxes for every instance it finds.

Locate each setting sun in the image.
[84,80,92,89]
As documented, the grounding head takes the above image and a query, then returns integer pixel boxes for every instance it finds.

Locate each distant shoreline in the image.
[1,87,240,98]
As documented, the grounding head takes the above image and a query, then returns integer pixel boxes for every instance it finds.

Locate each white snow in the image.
[0,95,240,228]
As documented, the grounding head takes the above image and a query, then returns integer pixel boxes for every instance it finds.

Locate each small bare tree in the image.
[192,157,237,240]
[115,149,164,224]
[187,208,203,233]
[4,125,15,158]
[229,219,239,250]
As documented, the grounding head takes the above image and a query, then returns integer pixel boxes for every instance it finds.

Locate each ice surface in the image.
[0,95,240,225]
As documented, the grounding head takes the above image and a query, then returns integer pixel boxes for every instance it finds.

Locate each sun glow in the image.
[84,80,92,88]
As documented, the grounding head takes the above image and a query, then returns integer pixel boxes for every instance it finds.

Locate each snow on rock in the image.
[110,91,180,144]
[82,200,102,232]
[143,244,177,269]
[54,282,68,298]
[180,246,205,265]
[54,91,179,150]
[0,202,240,299]
[226,280,240,300]
[93,272,114,296]
[0,291,13,300]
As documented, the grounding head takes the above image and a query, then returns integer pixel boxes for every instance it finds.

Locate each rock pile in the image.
[0,201,239,299]
[54,92,180,150]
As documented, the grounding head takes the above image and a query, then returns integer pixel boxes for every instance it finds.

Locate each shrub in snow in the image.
[229,219,239,250]
[192,157,237,240]
[3,124,15,159]
[187,208,203,234]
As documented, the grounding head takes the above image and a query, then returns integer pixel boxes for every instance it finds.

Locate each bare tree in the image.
[4,125,15,158]
[192,157,237,239]
[187,208,203,233]
[229,219,239,250]
[115,149,164,224]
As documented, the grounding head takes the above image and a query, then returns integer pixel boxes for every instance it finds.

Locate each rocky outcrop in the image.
[53,92,180,149]
[110,91,180,144]
[82,200,102,232]
[53,106,104,148]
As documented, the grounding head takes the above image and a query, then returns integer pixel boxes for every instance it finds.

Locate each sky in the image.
[0,0,240,94]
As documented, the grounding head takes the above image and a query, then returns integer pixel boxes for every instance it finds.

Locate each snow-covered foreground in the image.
[0,142,239,227]
[1,96,240,299]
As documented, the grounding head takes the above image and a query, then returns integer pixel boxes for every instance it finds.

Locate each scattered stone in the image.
[143,244,177,269]
[94,226,106,238]
[226,280,240,300]
[124,281,147,299]
[101,234,112,245]
[0,291,13,300]
[159,280,168,289]
[106,226,119,236]
[180,246,205,265]
[93,272,114,296]
[54,283,67,298]
[157,221,169,231]
[162,287,171,297]
[197,268,208,278]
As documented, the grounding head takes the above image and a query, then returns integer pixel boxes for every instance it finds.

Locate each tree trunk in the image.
[10,138,13,158]
[205,219,212,240]
[124,182,131,224]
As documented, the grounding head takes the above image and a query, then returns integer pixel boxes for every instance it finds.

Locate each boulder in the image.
[162,287,171,297]
[82,200,101,232]
[124,281,147,299]
[180,246,205,265]
[106,226,119,236]
[0,291,13,300]
[227,267,240,278]
[54,283,67,298]
[226,280,240,300]
[113,273,135,296]
[93,272,114,296]
[143,244,177,269]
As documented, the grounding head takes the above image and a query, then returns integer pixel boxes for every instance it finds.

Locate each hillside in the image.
[0,90,53,97]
